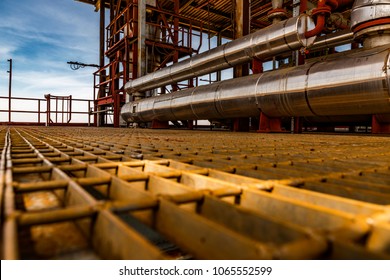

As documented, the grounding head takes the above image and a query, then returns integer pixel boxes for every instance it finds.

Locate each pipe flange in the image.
[353,18,390,34]
[353,19,390,44]
[267,8,288,21]
[351,1,390,32]
[311,6,332,18]
[354,23,390,46]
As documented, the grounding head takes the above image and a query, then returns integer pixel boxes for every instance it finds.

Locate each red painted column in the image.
[233,118,250,132]
[252,58,283,133]
[258,112,283,133]
[151,120,170,129]
[372,115,390,134]
[187,120,194,130]
[294,116,303,134]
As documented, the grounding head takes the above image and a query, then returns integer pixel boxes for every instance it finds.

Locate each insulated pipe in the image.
[310,29,354,51]
[272,0,284,9]
[121,45,390,123]
[125,15,316,94]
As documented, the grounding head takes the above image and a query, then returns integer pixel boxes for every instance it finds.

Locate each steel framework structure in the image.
[77,0,296,127]
[81,0,204,127]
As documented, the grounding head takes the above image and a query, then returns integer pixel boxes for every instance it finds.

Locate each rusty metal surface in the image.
[1,126,390,259]
[77,0,277,34]
[75,0,319,37]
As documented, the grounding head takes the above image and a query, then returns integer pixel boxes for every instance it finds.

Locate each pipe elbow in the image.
[305,15,326,38]
[304,0,335,39]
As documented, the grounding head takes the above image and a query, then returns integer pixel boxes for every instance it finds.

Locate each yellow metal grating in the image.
[1,126,390,259]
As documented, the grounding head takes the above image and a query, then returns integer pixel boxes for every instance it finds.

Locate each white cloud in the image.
[0,0,101,123]
[1,70,92,98]
[0,45,18,58]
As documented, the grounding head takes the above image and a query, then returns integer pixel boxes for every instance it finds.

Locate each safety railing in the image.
[0,95,94,126]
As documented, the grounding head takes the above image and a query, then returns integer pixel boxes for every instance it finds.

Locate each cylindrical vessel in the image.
[351,0,390,33]
[351,0,390,48]
[125,14,315,94]
[121,45,390,123]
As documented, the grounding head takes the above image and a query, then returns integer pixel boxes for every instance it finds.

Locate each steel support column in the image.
[290,0,307,133]
[97,3,105,126]
[252,57,282,133]
[233,0,250,132]
[151,120,170,129]
[99,2,105,71]
[132,0,139,94]
[233,0,250,79]
[138,0,146,78]
[216,33,223,82]
[258,112,283,133]
[172,0,180,92]
[372,115,390,134]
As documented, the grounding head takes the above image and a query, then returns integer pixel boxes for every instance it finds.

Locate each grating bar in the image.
[2,127,390,260]
[14,180,69,193]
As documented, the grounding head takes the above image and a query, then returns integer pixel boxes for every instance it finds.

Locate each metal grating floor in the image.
[1,126,390,259]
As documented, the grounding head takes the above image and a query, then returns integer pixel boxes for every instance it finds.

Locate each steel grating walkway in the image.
[1,126,390,259]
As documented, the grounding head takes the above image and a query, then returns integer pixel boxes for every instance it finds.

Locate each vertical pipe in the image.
[138,0,146,78]
[296,0,307,131]
[99,2,105,69]
[98,0,105,129]
[234,0,250,78]
[112,0,121,129]
[132,0,138,83]
[300,0,308,13]
[233,0,250,131]
[216,33,223,82]
[125,29,130,103]
[293,0,301,67]
[172,0,180,92]
[7,59,12,123]
[269,0,287,24]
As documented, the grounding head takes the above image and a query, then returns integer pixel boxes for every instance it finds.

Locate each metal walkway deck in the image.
[1,127,390,259]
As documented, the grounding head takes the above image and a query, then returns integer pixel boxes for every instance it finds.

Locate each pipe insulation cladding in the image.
[121,45,390,123]
[125,14,316,94]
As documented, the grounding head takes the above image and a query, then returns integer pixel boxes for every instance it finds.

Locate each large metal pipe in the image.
[121,44,390,123]
[125,14,316,94]
[310,29,354,52]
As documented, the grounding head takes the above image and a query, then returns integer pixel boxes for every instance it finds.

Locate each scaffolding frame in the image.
[92,0,202,127]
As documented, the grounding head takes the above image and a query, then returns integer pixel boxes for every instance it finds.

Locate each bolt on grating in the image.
[1,127,390,259]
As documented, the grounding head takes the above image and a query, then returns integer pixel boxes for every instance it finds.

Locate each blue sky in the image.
[0,0,100,121]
